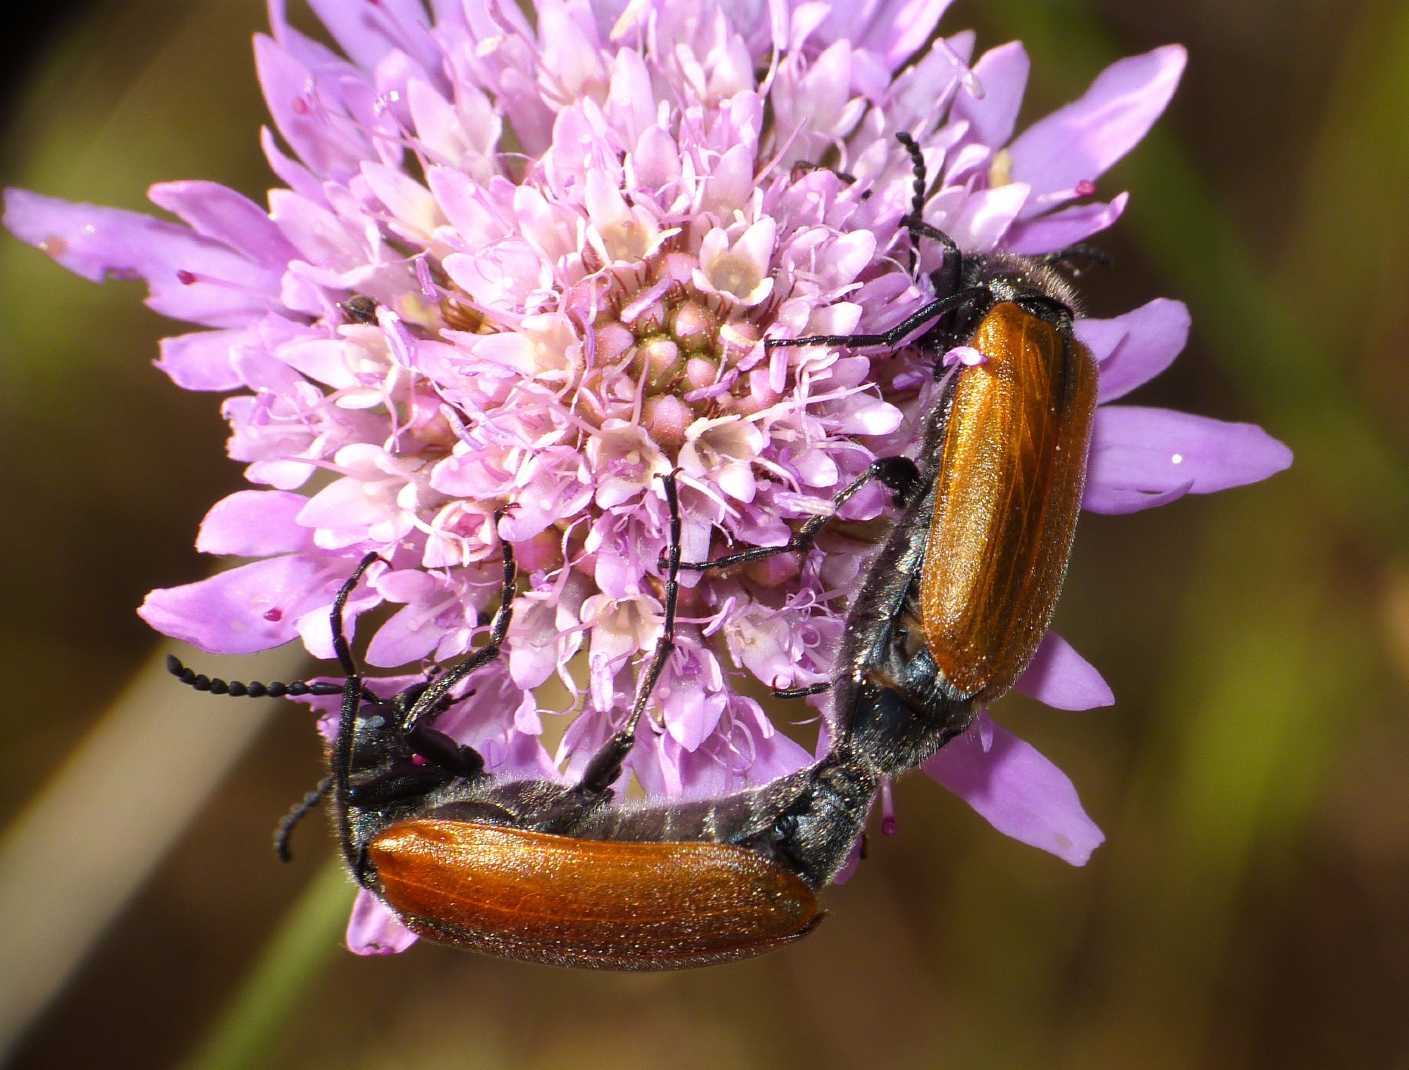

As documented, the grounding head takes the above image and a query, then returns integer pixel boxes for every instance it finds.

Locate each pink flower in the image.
[4,0,1289,954]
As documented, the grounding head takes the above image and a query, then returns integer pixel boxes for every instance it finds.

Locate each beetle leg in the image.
[675,456,921,572]
[773,683,830,700]
[329,553,391,876]
[397,527,518,737]
[329,551,388,677]
[766,284,986,353]
[347,765,458,806]
[578,471,683,795]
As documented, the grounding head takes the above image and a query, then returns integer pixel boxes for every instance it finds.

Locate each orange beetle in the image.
[688,132,1098,773]
[369,823,820,969]
[171,480,868,970]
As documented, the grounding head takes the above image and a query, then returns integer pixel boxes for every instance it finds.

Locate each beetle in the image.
[677,131,1100,776]
[170,475,880,969]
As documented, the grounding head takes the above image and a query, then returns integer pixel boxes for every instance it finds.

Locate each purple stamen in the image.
[414,255,438,300]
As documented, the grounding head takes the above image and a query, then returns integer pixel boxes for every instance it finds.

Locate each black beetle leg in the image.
[578,471,683,795]
[674,457,922,573]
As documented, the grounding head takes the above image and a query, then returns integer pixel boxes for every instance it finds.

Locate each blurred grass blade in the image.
[0,644,299,1060]
[183,860,353,1070]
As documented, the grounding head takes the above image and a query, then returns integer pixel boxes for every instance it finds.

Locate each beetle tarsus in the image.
[674,456,922,573]
[772,683,831,700]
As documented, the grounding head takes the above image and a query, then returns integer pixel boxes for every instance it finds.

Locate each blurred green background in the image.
[1,1,1406,1067]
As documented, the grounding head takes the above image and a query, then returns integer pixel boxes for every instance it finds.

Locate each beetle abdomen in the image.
[368,821,823,970]
[919,301,1098,703]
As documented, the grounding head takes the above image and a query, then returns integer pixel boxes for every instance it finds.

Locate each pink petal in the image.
[1084,406,1293,514]
[950,182,1030,252]
[346,890,417,955]
[1009,45,1186,208]
[823,230,879,288]
[832,396,904,435]
[717,461,757,502]
[366,603,444,667]
[361,162,439,236]
[1014,632,1115,710]
[506,598,562,691]
[259,125,325,204]
[1004,192,1128,254]
[155,329,248,391]
[196,490,314,556]
[147,181,298,268]
[1081,480,1192,515]
[485,730,559,781]
[734,698,815,784]
[297,476,388,529]
[923,713,1104,865]
[885,30,973,133]
[277,338,363,389]
[953,41,1029,147]
[254,35,362,182]
[748,722,815,782]
[865,0,959,72]
[138,553,354,654]
[267,189,368,275]
[426,0,465,29]
[1076,298,1190,402]
[3,188,276,327]
[305,0,433,72]
[632,125,681,190]
[665,691,727,752]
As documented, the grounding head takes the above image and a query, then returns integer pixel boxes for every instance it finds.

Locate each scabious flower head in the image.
[5,0,1290,955]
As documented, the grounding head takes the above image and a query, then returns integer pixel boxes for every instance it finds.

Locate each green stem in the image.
[182,862,354,1070]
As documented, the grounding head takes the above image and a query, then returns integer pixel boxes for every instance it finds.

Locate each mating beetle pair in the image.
[170,134,1100,969]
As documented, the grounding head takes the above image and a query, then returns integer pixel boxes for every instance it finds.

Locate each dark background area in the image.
[1,1,1406,1067]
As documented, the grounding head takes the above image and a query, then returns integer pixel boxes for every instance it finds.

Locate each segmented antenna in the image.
[166,654,344,698]
[274,774,334,862]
